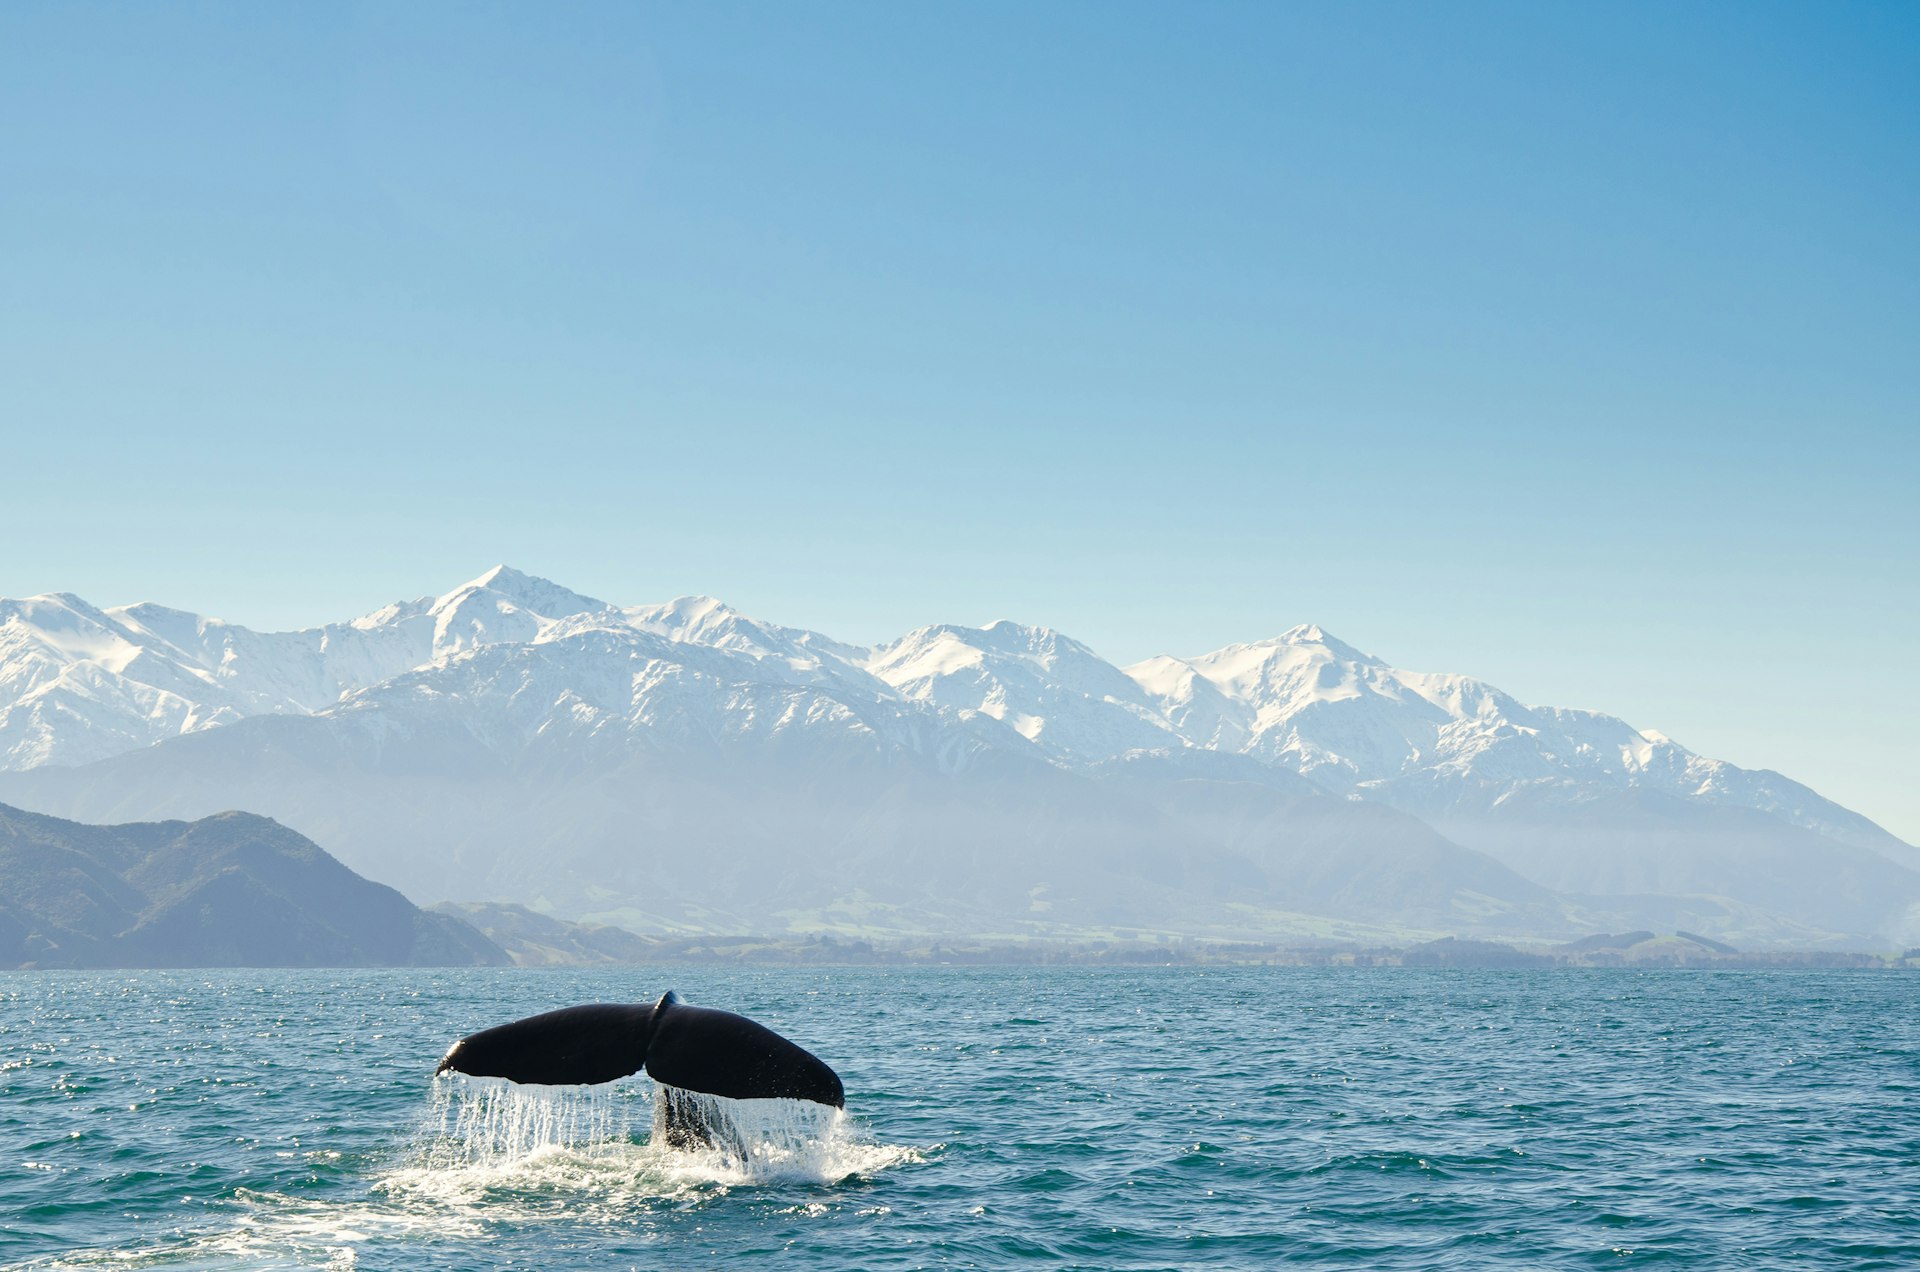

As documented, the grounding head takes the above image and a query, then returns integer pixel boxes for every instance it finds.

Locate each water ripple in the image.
[2,967,1917,1268]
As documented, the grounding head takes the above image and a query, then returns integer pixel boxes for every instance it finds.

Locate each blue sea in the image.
[3,966,1917,1270]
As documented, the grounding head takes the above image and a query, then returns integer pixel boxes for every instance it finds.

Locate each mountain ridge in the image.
[1,567,1911,948]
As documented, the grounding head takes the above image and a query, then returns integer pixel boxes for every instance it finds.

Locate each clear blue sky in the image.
[2,2,1916,839]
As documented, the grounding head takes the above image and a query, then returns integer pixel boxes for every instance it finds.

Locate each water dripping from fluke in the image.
[652,1084,859,1181]
[396,1075,916,1194]
[416,1075,638,1170]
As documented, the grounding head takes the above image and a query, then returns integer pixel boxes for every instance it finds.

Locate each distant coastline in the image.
[8,933,1915,972]
[526,932,1920,971]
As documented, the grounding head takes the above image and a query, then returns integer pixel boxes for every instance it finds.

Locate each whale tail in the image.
[435,991,844,1109]
[643,993,844,1107]
[435,1002,652,1087]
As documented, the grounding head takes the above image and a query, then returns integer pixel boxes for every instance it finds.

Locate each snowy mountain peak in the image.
[878,620,1105,670]
[1,573,1909,885]
[975,619,1106,662]
[1124,653,1200,697]
[1120,654,1252,752]
[622,595,872,678]
[2,592,138,675]
[106,601,234,662]
[869,621,1180,760]
[3,592,106,628]
[436,566,610,620]
[1273,624,1379,665]
[1126,626,1382,725]
[113,600,209,629]
[626,594,742,640]
[428,566,614,656]
[348,598,432,632]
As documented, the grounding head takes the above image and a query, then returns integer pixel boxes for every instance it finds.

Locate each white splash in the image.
[377,1075,916,1204]
[651,1084,879,1183]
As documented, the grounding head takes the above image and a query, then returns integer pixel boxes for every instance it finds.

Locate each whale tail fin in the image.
[436,1002,653,1087]
[435,991,844,1108]
[644,994,845,1108]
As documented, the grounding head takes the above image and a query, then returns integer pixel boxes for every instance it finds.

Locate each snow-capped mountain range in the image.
[1,567,1914,947]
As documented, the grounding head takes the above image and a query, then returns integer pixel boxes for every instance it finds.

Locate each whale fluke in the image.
[644,996,844,1107]
[436,990,844,1108]
[435,1002,652,1086]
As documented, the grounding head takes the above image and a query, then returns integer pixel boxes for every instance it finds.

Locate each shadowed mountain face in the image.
[1,567,1915,948]
[0,803,507,969]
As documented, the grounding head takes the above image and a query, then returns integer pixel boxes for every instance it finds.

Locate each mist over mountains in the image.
[1,567,1914,949]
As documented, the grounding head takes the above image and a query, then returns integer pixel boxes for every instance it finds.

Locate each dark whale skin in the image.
[436,991,843,1108]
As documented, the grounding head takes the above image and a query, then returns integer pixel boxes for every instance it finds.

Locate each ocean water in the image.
[2,966,1917,1270]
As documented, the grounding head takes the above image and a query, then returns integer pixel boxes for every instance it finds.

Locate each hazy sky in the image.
[2,2,1916,839]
